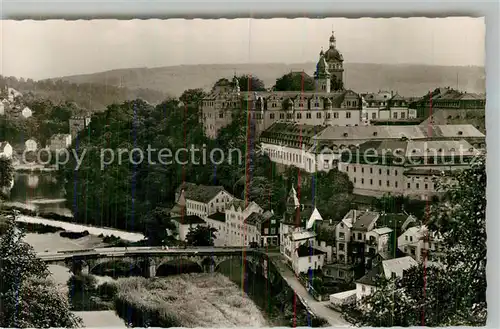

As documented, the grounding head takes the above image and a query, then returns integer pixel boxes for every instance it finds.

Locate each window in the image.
[354,167,357,173]
[306,112,312,119]
[316,112,322,119]
[354,177,357,183]
[326,113,331,119]
[297,113,302,119]
[405,235,408,241]
[280,113,284,119]
[346,112,351,118]
[395,170,398,175]
[387,180,390,187]
[339,232,345,239]
[372,112,377,119]
[334,112,339,119]
[407,183,411,188]
[358,233,362,240]
[410,236,413,242]
[370,168,373,174]
[361,178,364,184]
[393,112,398,119]
[340,223,344,228]
[264,228,269,234]
[416,183,420,189]
[362,285,366,292]
[308,256,312,263]
[379,180,382,186]
[287,114,292,119]
[219,113,224,118]
[391,272,397,279]
[395,181,398,188]
[370,179,373,185]
[339,243,345,251]
[401,112,406,119]
[339,270,344,277]
[270,228,276,235]
[379,169,382,175]
[387,169,390,175]
[425,183,428,189]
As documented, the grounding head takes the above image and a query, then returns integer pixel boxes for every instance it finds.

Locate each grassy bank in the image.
[113,273,268,327]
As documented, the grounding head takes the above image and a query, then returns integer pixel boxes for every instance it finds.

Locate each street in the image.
[268,254,352,328]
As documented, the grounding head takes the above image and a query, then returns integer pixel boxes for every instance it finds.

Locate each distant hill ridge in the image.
[53,62,485,98]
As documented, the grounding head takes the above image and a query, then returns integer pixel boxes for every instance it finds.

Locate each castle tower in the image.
[314,52,331,93]
[232,74,240,95]
[323,30,344,91]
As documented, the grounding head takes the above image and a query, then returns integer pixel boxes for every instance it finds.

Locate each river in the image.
[7,171,283,327]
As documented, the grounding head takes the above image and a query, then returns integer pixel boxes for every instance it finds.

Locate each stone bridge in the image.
[39,247,268,278]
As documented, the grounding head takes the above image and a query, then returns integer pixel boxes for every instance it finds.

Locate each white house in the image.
[293,243,326,275]
[398,225,444,263]
[181,185,234,218]
[0,142,13,159]
[355,256,418,303]
[49,134,72,152]
[171,215,207,242]
[224,198,264,246]
[25,138,39,152]
[21,107,33,119]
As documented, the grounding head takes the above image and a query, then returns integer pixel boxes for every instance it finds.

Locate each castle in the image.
[201,31,363,139]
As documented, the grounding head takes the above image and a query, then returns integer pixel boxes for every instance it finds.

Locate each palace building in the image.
[200,31,363,139]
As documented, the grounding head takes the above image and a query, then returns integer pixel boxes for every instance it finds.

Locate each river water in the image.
[8,171,279,327]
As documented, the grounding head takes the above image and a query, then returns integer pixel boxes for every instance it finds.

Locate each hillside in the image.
[54,63,485,97]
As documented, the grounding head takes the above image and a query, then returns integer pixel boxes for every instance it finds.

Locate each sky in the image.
[0,17,485,80]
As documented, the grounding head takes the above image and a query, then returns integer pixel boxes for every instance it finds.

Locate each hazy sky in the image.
[0,17,485,80]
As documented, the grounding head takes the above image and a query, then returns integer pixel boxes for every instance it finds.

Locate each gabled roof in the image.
[171,215,206,225]
[296,244,326,257]
[207,212,226,223]
[184,185,227,204]
[371,227,393,235]
[227,198,246,211]
[0,142,11,152]
[381,256,418,278]
[352,212,379,232]
[306,207,323,230]
[356,263,383,286]
[291,230,316,241]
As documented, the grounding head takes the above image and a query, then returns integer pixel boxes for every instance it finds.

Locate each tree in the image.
[346,158,487,326]
[179,88,206,107]
[236,75,266,92]
[274,72,315,91]
[0,217,82,327]
[0,157,13,196]
[142,207,176,246]
[186,226,218,246]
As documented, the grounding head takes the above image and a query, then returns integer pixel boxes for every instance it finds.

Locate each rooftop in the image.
[184,184,227,204]
[171,215,206,225]
[296,244,326,257]
[381,256,418,278]
[351,211,379,232]
[207,212,226,223]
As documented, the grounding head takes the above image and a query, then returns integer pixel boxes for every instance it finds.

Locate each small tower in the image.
[323,30,344,91]
[286,186,300,213]
[232,74,240,95]
[314,54,331,93]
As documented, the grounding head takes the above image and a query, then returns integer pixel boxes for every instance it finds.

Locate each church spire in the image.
[329,30,336,48]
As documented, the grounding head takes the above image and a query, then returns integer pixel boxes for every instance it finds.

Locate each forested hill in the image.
[0,75,167,112]
[54,62,485,97]
[58,94,355,233]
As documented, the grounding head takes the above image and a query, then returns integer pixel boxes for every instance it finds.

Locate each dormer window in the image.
[373,132,378,136]
[458,131,463,136]
[343,133,348,137]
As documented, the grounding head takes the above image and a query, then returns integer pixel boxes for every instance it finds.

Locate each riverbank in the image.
[114,273,268,327]
[16,215,145,242]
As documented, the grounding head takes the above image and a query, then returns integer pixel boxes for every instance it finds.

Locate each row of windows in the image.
[268,149,304,164]
[269,111,353,120]
[347,166,399,176]
[354,177,399,188]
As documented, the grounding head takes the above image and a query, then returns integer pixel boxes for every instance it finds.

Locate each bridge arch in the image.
[156,258,203,276]
[89,257,142,277]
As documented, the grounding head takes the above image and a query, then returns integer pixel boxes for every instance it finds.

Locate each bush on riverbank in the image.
[113,273,267,327]
[16,221,61,234]
[60,230,89,239]
[67,274,114,311]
